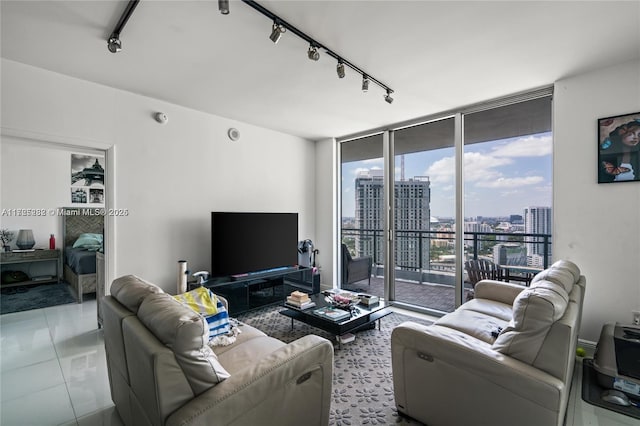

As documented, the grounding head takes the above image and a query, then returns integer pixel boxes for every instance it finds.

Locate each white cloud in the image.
[492,134,552,158]
[425,156,454,184]
[426,152,513,185]
[476,176,544,188]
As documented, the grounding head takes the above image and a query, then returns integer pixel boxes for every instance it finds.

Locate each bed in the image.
[62,208,104,302]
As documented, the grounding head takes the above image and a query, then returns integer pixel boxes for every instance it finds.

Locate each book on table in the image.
[313,307,350,321]
[286,290,313,308]
[285,298,316,310]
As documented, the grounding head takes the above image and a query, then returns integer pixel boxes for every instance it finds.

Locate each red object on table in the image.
[49,234,55,250]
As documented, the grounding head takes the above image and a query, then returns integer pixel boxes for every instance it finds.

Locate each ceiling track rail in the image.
[107,0,140,53]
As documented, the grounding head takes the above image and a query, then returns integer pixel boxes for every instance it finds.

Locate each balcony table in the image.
[498,264,542,286]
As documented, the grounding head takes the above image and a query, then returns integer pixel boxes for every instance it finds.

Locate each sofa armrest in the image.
[166,334,333,426]
[391,322,564,414]
[474,279,525,305]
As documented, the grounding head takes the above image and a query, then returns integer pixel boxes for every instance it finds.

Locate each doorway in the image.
[0,135,112,315]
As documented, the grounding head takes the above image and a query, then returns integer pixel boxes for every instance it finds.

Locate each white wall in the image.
[0,142,103,249]
[1,59,316,292]
[314,138,337,288]
[554,59,640,342]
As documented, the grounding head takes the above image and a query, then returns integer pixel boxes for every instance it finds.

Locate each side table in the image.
[0,249,62,287]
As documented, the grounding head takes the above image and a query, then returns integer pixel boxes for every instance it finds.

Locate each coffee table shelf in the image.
[279,292,391,343]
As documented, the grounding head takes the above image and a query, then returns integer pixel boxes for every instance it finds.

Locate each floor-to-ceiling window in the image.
[338,89,552,315]
[463,96,553,275]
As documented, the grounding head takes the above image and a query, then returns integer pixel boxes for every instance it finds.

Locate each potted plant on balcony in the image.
[0,229,14,252]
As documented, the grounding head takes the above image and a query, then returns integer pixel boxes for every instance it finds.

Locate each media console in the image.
[189,266,320,315]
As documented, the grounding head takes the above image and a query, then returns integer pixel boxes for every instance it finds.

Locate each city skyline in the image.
[341,132,552,218]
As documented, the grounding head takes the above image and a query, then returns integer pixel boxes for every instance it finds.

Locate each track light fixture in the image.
[241,1,393,103]
[105,0,139,53]
[307,44,320,61]
[384,89,394,104]
[218,0,230,15]
[107,35,122,53]
[362,75,370,92]
[336,61,345,79]
[269,22,286,44]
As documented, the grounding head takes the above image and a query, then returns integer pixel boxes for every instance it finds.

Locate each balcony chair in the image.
[341,244,372,287]
[464,259,503,300]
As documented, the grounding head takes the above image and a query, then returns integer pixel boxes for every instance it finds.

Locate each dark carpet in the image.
[237,305,432,425]
[582,358,640,419]
[1,282,77,314]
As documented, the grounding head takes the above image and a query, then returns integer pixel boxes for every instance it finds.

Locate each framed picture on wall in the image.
[598,112,640,183]
[71,153,105,204]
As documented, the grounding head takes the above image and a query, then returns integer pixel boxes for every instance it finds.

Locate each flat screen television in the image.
[211,212,299,277]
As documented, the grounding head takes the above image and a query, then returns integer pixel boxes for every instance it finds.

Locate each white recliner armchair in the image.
[391,260,585,426]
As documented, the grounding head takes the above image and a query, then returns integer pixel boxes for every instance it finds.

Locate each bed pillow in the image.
[174,287,231,340]
[73,233,103,250]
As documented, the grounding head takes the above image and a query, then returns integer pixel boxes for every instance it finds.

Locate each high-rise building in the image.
[355,170,431,270]
[463,221,493,252]
[524,206,552,266]
[493,243,527,266]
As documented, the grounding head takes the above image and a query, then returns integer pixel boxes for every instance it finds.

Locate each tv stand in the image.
[191,267,320,315]
[230,265,300,281]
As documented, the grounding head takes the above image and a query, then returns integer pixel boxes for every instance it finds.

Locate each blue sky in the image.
[341,132,552,218]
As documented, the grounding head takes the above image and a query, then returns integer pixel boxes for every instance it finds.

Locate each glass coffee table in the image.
[279,292,391,346]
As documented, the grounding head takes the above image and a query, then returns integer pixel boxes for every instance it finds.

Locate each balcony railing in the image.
[341,228,552,272]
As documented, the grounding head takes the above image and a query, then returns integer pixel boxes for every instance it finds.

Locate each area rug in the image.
[581,358,640,419]
[1,282,77,315]
[237,305,432,425]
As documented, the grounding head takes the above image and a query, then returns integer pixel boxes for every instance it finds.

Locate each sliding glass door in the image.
[340,134,385,297]
[391,118,457,312]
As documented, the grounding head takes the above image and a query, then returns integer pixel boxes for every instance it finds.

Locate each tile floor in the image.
[1,300,637,425]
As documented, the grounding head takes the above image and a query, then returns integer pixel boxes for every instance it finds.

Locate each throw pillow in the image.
[174,287,231,340]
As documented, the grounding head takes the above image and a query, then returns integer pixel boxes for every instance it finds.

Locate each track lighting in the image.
[107,35,122,53]
[337,61,345,79]
[384,89,394,104]
[362,75,369,92]
[269,22,285,44]
[106,0,395,104]
[218,0,229,15]
[307,45,320,61]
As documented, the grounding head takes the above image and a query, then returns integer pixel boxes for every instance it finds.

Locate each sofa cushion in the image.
[435,309,509,344]
[110,275,164,313]
[530,267,575,293]
[217,335,286,375]
[138,293,230,395]
[212,323,268,356]
[550,259,581,282]
[492,282,568,364]
[461,298,514,322]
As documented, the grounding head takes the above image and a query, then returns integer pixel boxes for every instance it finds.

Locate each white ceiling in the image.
[1,1,639,140]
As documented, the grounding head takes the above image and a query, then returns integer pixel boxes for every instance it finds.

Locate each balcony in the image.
[341,228,552,313]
